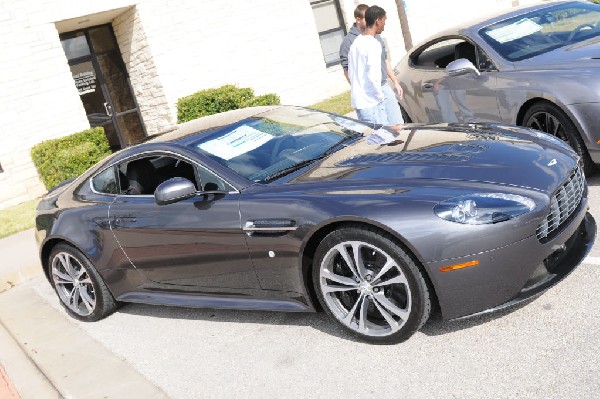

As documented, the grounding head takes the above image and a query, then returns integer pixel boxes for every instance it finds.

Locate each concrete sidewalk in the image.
[0,229,41,293]
[0,230,168,398]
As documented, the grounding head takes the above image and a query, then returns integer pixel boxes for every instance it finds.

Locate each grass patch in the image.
[0,199,38,239]
[308,91,352,115]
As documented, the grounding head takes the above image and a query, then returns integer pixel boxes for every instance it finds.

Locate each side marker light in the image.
[439,260,479,272]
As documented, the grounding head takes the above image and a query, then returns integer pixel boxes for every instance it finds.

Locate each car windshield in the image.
[479,2,600,61]
[186,107,367,182]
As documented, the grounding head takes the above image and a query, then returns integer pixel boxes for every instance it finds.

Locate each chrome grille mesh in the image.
[536,164,585,241]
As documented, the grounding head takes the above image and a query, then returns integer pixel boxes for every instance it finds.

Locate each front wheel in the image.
[48,243,117,322]
[522,102,595,175]
[312,227,431,344]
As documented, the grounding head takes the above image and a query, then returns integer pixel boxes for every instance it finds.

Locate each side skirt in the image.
[117,291,311,312]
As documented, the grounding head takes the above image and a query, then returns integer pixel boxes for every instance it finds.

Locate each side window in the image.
[412,39,464,69]
[118,155,200,195]
[91,167,118,194]
[412,38,495,71]
[195,165,234,192]
[309,0,346,67]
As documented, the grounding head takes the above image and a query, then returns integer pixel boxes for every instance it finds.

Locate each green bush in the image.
[177,84,280,123]
[31,127,111,190]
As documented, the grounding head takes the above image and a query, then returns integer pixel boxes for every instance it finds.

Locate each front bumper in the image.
[427,203,596,320]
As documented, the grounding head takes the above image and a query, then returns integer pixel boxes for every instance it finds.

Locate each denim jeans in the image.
[356,101,389,126]
[382,82,404,124]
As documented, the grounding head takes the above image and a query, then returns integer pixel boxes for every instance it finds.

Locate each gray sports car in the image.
[35,106,595,343]
[394,0,600,175]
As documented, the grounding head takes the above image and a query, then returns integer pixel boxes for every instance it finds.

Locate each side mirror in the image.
[446,58,480,78]
[154,177,196,205]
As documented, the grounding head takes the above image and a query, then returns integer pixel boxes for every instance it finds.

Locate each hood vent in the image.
[337,152,470,166]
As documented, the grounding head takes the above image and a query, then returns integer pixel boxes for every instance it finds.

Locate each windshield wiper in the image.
[263,156,326,182]
[262,133,362,182]
[323,132,363,156]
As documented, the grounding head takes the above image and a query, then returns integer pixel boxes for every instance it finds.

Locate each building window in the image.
[310,0,346,67]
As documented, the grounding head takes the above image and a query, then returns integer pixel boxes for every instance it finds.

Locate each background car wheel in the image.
[522,102,595,175]
[49,243,117,322]
[312,226,431,344]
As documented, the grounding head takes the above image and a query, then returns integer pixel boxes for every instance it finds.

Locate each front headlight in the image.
[434,193,535,224]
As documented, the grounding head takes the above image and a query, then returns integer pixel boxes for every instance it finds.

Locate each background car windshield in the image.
[187,107,365,182]
[479,3,600,61]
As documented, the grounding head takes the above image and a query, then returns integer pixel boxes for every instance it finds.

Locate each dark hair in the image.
[354,4,368,18]
[365,5,386,27]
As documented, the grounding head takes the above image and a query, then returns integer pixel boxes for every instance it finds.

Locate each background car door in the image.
[406,38,501,124]
[109,154,260,289]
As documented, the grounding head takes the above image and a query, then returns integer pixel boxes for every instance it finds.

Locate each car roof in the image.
[147,105,283,144]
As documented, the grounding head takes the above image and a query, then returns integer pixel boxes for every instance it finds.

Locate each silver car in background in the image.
[394,0,600,175]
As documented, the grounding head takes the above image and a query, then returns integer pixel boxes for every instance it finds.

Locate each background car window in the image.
[119,155,200,195]
[479,3,600,61]
[91,167,117,194]
[412,38,464,68]
[412,38,494,71]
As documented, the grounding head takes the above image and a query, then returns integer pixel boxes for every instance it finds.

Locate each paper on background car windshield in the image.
[485,18,542,43]
[198,125,272,160]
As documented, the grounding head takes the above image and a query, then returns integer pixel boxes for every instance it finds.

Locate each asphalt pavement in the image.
[1,176,599,399]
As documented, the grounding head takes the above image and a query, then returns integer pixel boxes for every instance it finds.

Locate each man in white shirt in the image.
[348,5,390,126]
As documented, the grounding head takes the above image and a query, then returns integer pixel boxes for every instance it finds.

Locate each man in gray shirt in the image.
[339,3,404,124]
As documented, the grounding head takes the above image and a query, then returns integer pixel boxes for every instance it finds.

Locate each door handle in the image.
[113,216,136,226]
[422,82,434,90]
[103,102,113,117]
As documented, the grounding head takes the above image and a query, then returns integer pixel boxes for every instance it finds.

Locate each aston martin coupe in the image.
[35,106,596,343]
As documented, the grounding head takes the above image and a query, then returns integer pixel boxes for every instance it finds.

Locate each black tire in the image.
[522,102,595,175]
[312,226,431,344]
[48,243,117,322]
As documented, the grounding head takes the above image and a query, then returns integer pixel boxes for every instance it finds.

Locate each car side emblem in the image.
[548,159,557,166]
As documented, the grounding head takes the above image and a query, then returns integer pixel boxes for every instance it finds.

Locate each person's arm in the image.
[386,60,403,100]
[339,37,351,84]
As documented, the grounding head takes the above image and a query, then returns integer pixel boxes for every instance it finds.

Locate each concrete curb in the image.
[0,282,168,398]
[0,319,60,399]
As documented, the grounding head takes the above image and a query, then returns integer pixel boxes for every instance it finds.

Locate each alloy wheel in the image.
[51,252,96,316]
[525,111,569,142]
[319,240,412,337]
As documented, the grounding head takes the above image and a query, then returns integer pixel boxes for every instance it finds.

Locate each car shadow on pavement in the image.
[114,297,532,342]
[420,299,532,336]
[586,174,600,187]
[116,302,362,343]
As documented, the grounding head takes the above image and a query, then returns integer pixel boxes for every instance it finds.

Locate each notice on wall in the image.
[73,70,97,95]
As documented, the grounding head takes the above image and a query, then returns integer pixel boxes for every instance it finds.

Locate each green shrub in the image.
[31,127,111,190]
[177,84,280,123]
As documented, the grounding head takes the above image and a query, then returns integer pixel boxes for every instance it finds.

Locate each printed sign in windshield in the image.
[485,18,542,43]
[198,125,273,160]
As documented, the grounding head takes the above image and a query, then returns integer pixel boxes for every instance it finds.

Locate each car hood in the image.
[516,37,600,70]
[288,124,578,193]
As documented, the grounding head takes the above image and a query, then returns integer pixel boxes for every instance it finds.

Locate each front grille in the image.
[536,164,585,241]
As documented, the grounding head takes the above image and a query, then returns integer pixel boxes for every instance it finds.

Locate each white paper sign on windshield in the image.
[198,125,273,160]
[485,18,542,43]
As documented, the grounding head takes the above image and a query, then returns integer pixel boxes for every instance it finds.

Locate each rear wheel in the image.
[49,243,117,322]
[522,102,594,175]
[312,227,431,344]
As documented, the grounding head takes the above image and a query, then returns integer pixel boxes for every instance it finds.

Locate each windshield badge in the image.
[548,159,557,166]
